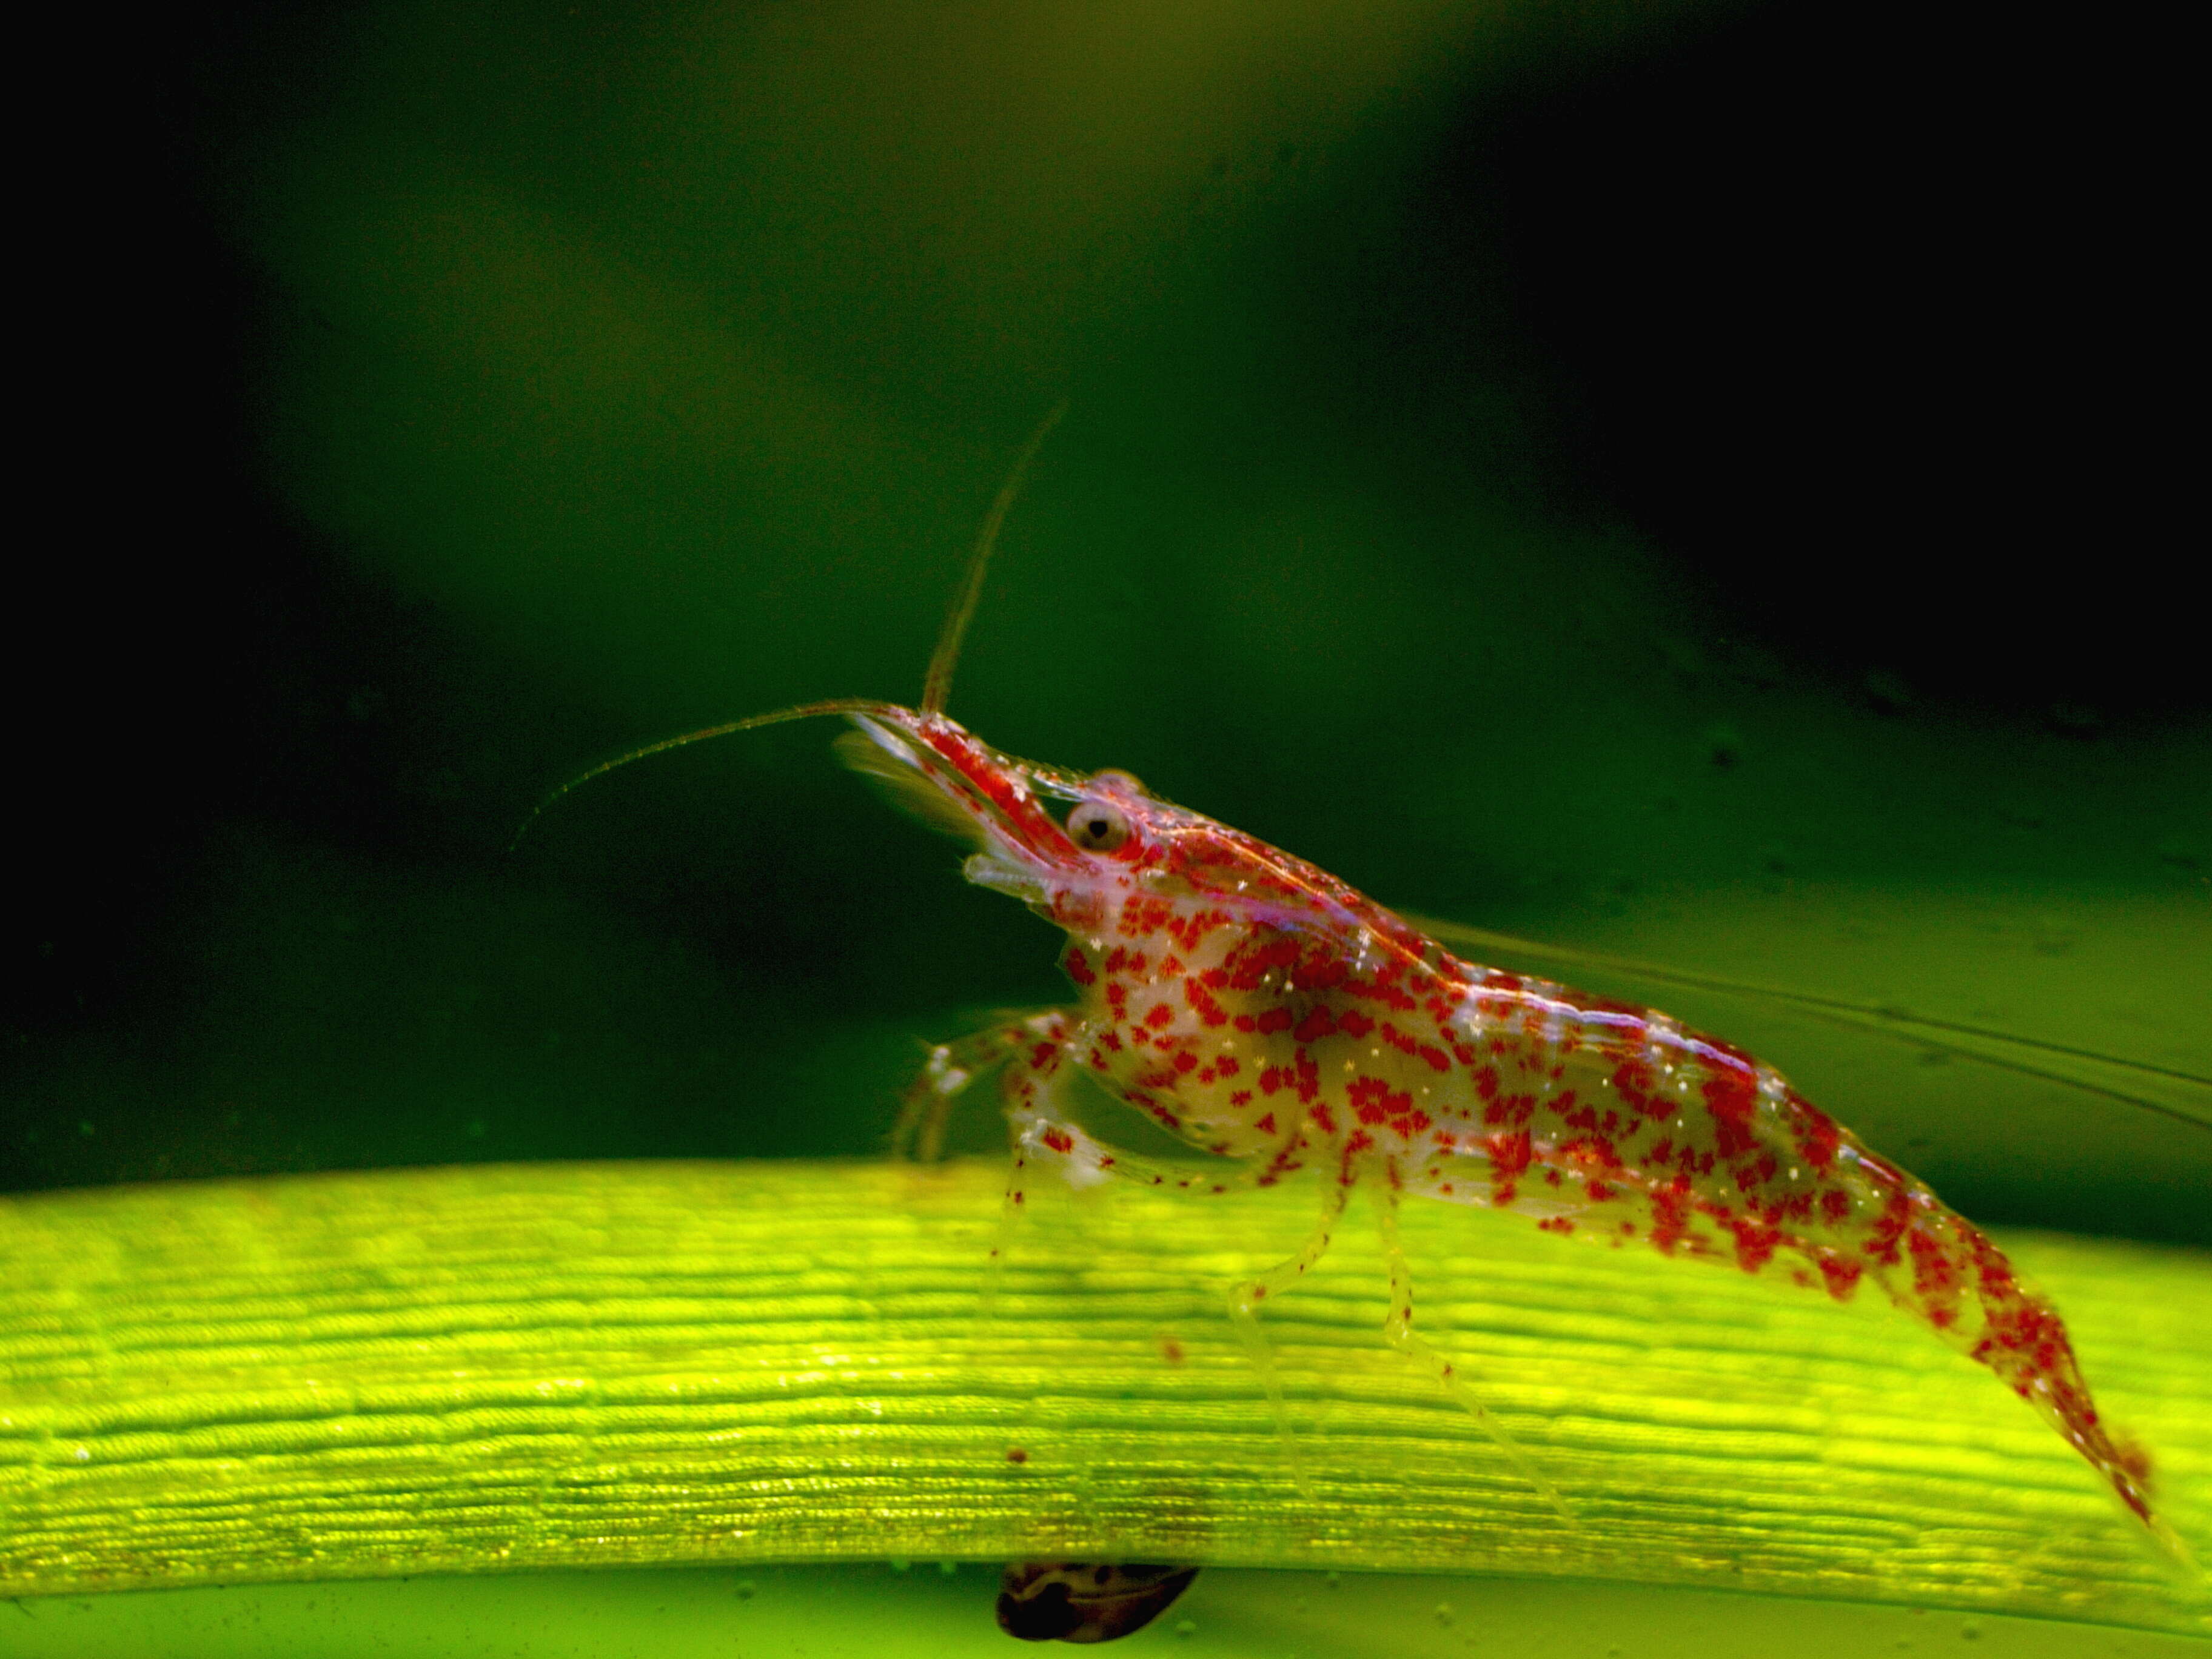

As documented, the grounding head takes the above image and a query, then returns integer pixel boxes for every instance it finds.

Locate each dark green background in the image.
[9,0,2205,1241]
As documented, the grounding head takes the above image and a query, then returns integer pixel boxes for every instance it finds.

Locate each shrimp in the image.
[521,412,2197,1577]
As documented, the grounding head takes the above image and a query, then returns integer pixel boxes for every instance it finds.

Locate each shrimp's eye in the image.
[1068,799,1130,853]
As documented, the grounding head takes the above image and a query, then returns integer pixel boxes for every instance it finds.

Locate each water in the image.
[7,0,2205,1649]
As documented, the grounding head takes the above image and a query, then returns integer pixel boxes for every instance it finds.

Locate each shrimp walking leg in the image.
[1226,1174,1352,1492]
[1026,1118,1313,1198]
[939,1011,1311,1343]
[893,1010,1075,1162]
[898,1011,1077,1341]
[1376,1184,1575,1522]
[975,1128,1028,1347]
[999,1091,1329,1486]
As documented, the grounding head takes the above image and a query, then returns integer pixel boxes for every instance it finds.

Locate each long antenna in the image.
[920,401,1068,714]
[1404,913,2212,1135]
[515,404,1067,848]
[507,698,898,851]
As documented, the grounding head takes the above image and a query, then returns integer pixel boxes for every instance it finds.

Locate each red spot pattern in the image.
[1790,1093,1842,1172]
[1184,976,1228,1027]
[1700,1067,1760,1159]
[1347,1075,1433,1140]
[864,706,2168,1541]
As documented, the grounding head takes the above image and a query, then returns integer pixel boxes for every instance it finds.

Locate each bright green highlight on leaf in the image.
[2,1160,2205,1634]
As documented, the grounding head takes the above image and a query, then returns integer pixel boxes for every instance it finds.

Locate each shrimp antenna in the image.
[1407,915,2212,1137]
[514,403,1065,849]
[507,697,899,852]
[920,400,1068,715]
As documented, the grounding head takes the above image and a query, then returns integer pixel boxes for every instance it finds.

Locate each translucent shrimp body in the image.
[845,703,2173,1550]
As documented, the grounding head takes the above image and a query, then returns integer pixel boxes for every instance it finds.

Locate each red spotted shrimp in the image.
[523,411,2195,1572]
